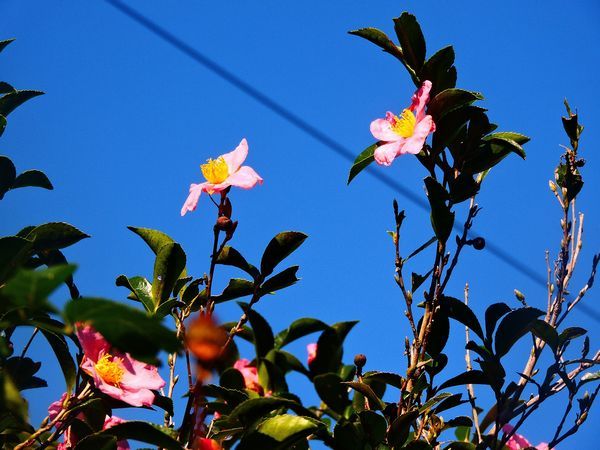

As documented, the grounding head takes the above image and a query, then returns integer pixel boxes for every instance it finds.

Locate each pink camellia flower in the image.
[233,358,263,394]
[103,416,130,450]
[48,392,69,428]
[370,80,436,166]
[197,437,222,450]
[181,138,263,216]
[76,324,165,407]
[307,343,317,366]
[502,424,553,450]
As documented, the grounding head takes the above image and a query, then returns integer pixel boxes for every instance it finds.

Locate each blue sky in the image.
[1,1,599,448]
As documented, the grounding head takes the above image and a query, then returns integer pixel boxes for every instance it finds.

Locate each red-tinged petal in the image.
[374,141,403,166]
[181,183,206,216]
[401,116,433,155]
[370,116,400,142]
[121,359,166,390]
[221,138,248,174]
[226,166,263,189]
[410,80,432,122]
[76,325,107,362]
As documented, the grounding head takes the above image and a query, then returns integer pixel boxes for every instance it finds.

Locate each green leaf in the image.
[348,27,403,60]
[227,396,296,425]
[220,367,246,391]
[260,231,307,277]
[531,320,558,353]
[24,222,90,251]
[411,270,431,292]
[388,410,419,447]
[359,410,387,446]
[363,371,404,389]
[443,296,484,340]
[424,177,454,243]
[419,311,449,356]
[494,307,545,357]
[420,45,456,97]
[0,90,44,117]
[4,357,46,390]
[11,170,53,191]
[242,304,274,358]
[462,136,526,174]
[0,156,16,198]
[275,317,328,348]
[40,330,76,393]
[393,12,426,72]
[484,302,511,344]
[0,38,15,53]
[152,243,186,305]
[428,89,483,122]
[216,246,260,279]
[64,297,180,365]
[212,278,254,304]
[203,384,248,406]
[314,373,350,414]
[77,421,181,449]
[348,143,376,184]
[116,275,156,313]
[258,357,288,394]
[309,327,342,375]
[0,236,33,283]
[260,266,300,295]
[127,226,175,255]
[448,173,479,204]
[558,327,587,347]
[0,114,6,137]
[343,381,386,410]
[439,370,489,390]
[418,392,453,413]
[1,264,76,311]
[0,82,14,94]
[256,414,320,445]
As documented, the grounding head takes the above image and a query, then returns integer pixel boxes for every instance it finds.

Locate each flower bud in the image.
[215,216,233,232]
[471,237,485,250]
[354,354,367,369]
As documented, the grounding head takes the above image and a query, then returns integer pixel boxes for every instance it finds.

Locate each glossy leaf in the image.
[462,136,526,174]
[444,442,476,450]
[127,226,175,255]
[349,27,403,60]
[0,236,33,283]
[418,392,453,413]
[494,307,545,357]
[275,317,328,348]
[227,397,296,425]
[24,222,90,251]
[254,414,320,447]
[424,177,454,243]
[343,381,386,410]
[212,278,254,304]
[11,170,53,191]
[484,302,511,343]
[64,297,180,365]
[388,410,419,447]
[258,357,288,394]
[0,90,44,117]
[216,245,260,279]
[428,89,483,122]
[531,320,558,353]
[439,370,489,390]
[220,367,246,391]
[359,410,387,446]
[443,296,484,340]
[348,143,377,184]
[116,275,155,313]
[152,243,186,305]
[314,373,350,414]
[0,155,16,198]
[309,327,342,375]
[393,12,426,72]
[260,231,307,277]
[0,38,15,53]
[420,45,456,97]
[363,371,404,389]
[241,304,274,358]
[260,266,300,295]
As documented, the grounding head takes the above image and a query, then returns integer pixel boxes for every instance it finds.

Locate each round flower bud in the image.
[354,353,367,369]
[472,237,485,250]
[215,216,233,232]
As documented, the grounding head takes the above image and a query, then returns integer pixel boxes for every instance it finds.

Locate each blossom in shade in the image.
[76,324,165,407]
[307,343,317,366]
[181,138,263,216]
[197,438,222,450]
[48,392,69,428]
[502,424,553,450]
[370,80,436,166]
[233,358,263,394]
[103,416,130,450]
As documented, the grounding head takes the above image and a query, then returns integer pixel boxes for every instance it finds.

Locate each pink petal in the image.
[76,325,107,362]
[410,80,432,122]
[180,183,206,216]
[221,138,248,174]
[370,116,401,142]
[307,343,317,366]
[374,141,403,166]
[121,359,166,390]
[400,116,433,155]
[226,166,263,189]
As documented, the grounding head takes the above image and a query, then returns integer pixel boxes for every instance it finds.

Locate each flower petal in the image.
[374,141,403,166]
[221,138,248,174]
[410,80,432,122]
[226,166,263,189]
[400,116,433,155]
[121,359,166,390]
[370,116,400,142]
[180,183,206,216]
[76,325,106,362]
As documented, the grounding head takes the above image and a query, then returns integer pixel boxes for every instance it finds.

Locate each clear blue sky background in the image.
[1,1,599,448]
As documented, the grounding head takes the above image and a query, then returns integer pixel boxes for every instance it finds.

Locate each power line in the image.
[104,0,600,323]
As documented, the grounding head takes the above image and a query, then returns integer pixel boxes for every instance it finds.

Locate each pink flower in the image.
[103,416,130,450]
[76,324,165,407]
[197,438,222,450]
[48,392,69,428]
[307,343,317,366]
[233,358,263,394]
[370,80,436,166]
[181,138,263,216]
[502,424,553,450]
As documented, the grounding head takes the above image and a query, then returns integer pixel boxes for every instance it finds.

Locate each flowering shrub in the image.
[0,12,598,450]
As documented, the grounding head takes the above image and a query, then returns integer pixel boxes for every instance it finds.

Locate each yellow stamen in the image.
[95,354,125,386]
[201,157,229,184]
[391,109,416,138]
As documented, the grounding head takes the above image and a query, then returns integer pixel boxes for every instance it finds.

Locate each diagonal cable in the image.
[104,0,600,323]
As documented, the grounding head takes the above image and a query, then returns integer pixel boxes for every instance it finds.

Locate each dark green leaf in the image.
[0,156,16,198]
[314,373,349,414]
[348,27,403,60]
[363,371,404,389]
[420,45,456,97]
[212,278,254,304]
[0,82,14,94]
[531,320,558,353]
[5,357,46,390]
[411,270,432,292]
[127,226,175,255]
[242,304,274,358]
[420,312,449,356]
[0,90,44,117]
[11,170,53,191]
[444,416,473,429]
[64,297,180,365]
[343,381,385,410]
[418,392,453,413]
[24,222,90,251]
[0,236,33,283]
[0,114,6,137]
[228,397,296,425]
[153,394,174,416]
[424,177,454,243]
[216,246,260,279]
[260,266,300,295]
[388,410,419,447]
[484,302,511,344]
[152,243,186,305]
[220,367,246,391]
[393,12,426,72]
[251,414,320,448]
[428,89,483,122]
[260,231,307,277]
[348,143,376,184]
[494,307,545,357]
[448,173,479,204]
[258,357,288,394]
[462,137,526,175]
[439,370,489,390]
[433,393,467,414]
[443,296,484,340]
[40,330,76,393]
[558,327,587,347]
[0,38,15,53]
[116,275,155,313]
[359,410,387,446]
[203,384,248,406]
[80,421,181,449]
[275,317,328,348]
[309,327,342,375]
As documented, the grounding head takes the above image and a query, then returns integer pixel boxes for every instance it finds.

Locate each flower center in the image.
[95,354,125,385]
[201,157,229,184]
[391,109,416,138]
